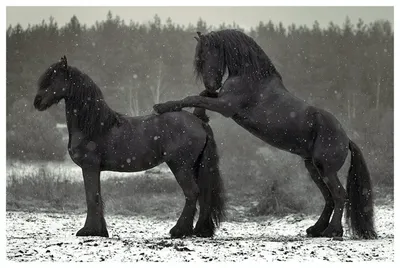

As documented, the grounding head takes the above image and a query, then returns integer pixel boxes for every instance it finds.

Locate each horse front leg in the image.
[154,95,237,118]
[192,90,219,122]
[76,165,108,237]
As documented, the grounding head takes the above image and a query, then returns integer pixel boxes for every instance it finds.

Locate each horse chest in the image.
[67,133,98,165]
[68,143,85,165]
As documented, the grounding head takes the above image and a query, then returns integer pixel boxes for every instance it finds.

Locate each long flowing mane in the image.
[194,29,282,81]
[64,67,122,137]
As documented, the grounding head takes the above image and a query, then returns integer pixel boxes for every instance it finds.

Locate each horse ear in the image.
[61,55,68,68]
[194,36,199,42]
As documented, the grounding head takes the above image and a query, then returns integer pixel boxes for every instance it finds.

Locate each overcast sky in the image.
[6,6,394,30]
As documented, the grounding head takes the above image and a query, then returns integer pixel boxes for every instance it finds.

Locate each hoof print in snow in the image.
[147,240,174,250]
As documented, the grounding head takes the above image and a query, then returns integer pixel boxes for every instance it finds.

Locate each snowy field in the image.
[6,160,172,183]
[6,205,394,262]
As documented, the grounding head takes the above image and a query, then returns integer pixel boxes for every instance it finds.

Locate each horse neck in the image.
[223,45,281,81]
[64,100,82,134]
[64,88,118,138]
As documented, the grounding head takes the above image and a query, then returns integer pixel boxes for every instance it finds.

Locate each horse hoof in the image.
[320,227,343,238]
[193,227,214,238]
[306,225,324,237]
[153,104,163,114]
[153,104,170,114]
[169,225,193,238]
[76,227,109,237]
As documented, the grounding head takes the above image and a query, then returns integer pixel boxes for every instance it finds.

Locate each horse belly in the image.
[101,158,163,172]
[232,114,312,157]
[101,142,165,172]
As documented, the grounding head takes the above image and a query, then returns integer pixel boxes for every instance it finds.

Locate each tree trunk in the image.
[150,60,164,104]
[128,85,134,116]
[348,98,351,123]
[376,73,381,110]
[133,91,139,116]
[128,85,140,117]
[155,60,162,104]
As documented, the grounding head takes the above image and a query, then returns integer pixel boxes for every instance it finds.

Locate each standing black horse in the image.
[154,29,377,239]
[34,56,225,238]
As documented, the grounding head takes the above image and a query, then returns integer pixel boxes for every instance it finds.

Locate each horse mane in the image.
[194,29,282,81]
[64,66,122,137]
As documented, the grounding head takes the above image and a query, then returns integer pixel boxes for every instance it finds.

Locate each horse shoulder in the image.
[68,131,101,166]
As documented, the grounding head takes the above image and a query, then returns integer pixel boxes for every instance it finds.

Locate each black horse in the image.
[154,29,377,239]
[34,56,225,238]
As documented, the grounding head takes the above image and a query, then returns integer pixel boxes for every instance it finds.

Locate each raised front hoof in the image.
[306,225,326,237]
[153,103,181,114]
[320,226,343,238]
[193,226,214,238]
[169,225,193,239]
[76,226,109,238]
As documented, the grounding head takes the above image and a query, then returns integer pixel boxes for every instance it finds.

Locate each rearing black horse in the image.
[154,29,377,239]
[34,56,225,238]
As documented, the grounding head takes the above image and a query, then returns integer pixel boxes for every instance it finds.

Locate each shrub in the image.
[248,147,323,216]
[6,167,182,217]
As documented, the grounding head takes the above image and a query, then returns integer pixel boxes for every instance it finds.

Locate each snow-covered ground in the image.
[6,205,394,262]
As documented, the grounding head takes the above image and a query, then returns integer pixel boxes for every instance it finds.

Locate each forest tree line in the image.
[6,12,393,190]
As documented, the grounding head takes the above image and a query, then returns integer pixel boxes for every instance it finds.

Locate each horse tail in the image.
[196,123,225,235]
[345,139,377,239]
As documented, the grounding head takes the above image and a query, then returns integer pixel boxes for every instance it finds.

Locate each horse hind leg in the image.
[321,172,347,237]
[304,159,334,237]
[309,111,349,237]
[194,190,213,237]
[166,160,199,238]
[193,144,216,237]
[309,154,347,238]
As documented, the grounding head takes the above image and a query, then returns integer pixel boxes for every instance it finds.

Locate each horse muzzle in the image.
[33,95,48,111]
[204,84,220,93]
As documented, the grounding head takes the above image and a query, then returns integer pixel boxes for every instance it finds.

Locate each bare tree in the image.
[125,74,141,117]
[375,61,381,111]
[149,58,166,104]
[128,88,140,117]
